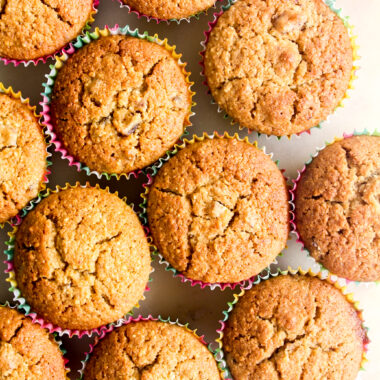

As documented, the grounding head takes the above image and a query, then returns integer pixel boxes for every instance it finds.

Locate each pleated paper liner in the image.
[216,267,370,379]
[78,315,228,379]
[3,182,154,338]
[290,129,380,285]
[199,0,360,140]
[139,131,290,291]
[40,24,195,181]
[0,301,70,378]
[0,0,99,67]
[115,0,223,24]
[0,83,52,228]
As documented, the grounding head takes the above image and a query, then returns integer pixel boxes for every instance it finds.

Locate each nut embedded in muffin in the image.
[0,0,94,61]
[0,306,66,379]
[222,275,366,379]
[204,0,353,136]
[295,135,380,282]
[0,93,47,224]
[13,186,151,331]
[50,34,192,174]
[147,137,289,284]
[83,320,221,379]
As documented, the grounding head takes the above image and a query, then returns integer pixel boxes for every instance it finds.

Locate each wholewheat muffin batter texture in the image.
[204,0,353,136]
[223,275,365,380]
[121,0,216,20]
[147,138,289,283]
[0,93,47,224]
[0,306,66,380]
[83,321,221,380]
[14,187,151,330]
[295,135,380,282]
[50,35,192,174]
[0,0,93,60]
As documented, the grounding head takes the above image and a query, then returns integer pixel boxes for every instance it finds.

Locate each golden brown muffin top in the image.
[295,135,380,282]
[204,0,353,136]
[0,306,66,380]
[50,35,192,174]
[83,321,221,380]
[0,93,47,224]
[0,0,93,60]
[147,138,289,283]
[223,275,365,380]
[121,0,216,20]
[14,187,151,330]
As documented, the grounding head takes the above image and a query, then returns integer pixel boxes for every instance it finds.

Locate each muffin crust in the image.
[223,275,365,380]
[147,138,289,283]
[204,0,353,136]
[121,0,216,20]
[0,306,66,379]
[14,187,151,330]
[83,321,221,380]
[0,0,93,60]
[295,135,380,282]
[0,93,47,224]
[50,35,192,174]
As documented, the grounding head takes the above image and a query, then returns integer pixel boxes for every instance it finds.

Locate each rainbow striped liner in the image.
[40,24,195,180]
[139,131,291,291]
[0,0,99,67]
[3,182,154,338]
[0,83,52,228]
[199,0,360,140]
[78,314,228,379]
[289,129,380,285]
[216,267,370,379]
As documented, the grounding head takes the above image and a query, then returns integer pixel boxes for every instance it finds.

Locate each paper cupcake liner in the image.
[216,267,370,379]
[0,301,70,378]
[0,83,52,229]
[3,182,154,338]
[0,0,99,67]
[78,314,228,379]
[115,0,223,24]
[199,0,360,140]
[139,131,290,291]
[290,129,380,285]
[40,24,195,180]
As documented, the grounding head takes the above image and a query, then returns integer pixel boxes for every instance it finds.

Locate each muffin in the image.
[295,135,380,282]
[0,305,66,379]
[83,320,221,379]
[147,137,289,283]
[50,34,192,174]
[120,0,216,20]
[13,186,151,331]
[204,0,353,136]
[0,0,94,61]
[0,92,47,224]
[222,275,366,379]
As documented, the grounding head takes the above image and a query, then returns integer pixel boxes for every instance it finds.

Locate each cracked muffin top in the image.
[204,0,353,136]
[223,275,365,380]
[121,0,216,20]
[83,320,221,380]
[0,306,66,380]
[295,135,380,282]
[13,187,151,330]
[0,0,93,60]
[50,35,192,174]
[147,138,289,283]
[0,93,47,224]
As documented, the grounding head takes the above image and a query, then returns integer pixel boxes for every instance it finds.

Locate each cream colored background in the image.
[0,0,379,378]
